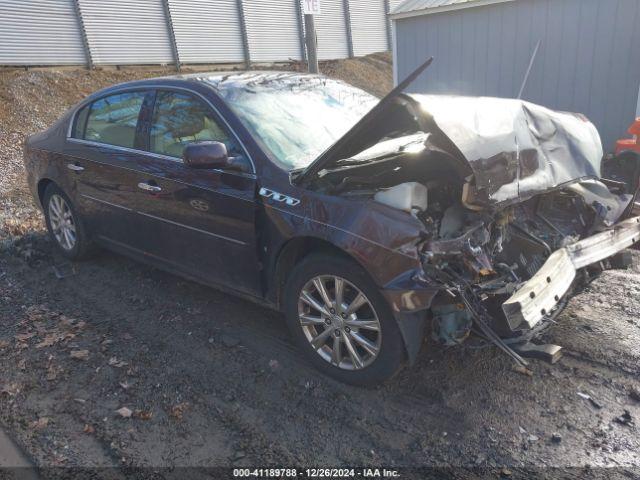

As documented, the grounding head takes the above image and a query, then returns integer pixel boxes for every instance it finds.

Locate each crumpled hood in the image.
[408,94,604,205]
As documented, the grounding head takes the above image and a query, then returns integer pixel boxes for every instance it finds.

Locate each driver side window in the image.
[150,91,237,159]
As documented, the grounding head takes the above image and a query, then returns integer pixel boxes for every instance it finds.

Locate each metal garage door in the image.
[243,0,303,62]
[0,0,86,65]
[77,0,173,65]
[168,0,245,64]
[315,0,349,60]
[349,0,389,56]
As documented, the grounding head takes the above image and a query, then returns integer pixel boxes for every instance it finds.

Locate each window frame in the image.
[71,103,91,140]
[67,85,256,177]
[71,90,150,150]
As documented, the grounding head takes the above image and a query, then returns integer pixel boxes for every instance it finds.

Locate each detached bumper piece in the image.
[512,342,563,364]
[503,216,640,330]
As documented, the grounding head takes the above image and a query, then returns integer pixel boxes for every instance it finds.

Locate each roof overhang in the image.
[390,0,515,21]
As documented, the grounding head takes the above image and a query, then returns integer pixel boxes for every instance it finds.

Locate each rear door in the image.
[66,89,153,248]
[126,89,262,296]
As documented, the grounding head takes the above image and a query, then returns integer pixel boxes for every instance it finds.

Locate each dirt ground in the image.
[0,54,639,478]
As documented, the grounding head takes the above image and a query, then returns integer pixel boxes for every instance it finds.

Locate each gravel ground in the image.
[0,56,639,478]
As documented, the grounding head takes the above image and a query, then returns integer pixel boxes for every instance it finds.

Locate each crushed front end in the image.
[408,96,640,356]
[420,183,640,357]
[299,91,640,363]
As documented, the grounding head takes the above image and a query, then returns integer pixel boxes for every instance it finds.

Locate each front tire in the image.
[283,254,405,386]
[43,183,94,260]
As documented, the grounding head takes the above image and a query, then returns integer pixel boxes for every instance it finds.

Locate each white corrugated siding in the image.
[0,0,86,65]
[0,0,392,67]
[243,0,303,62]
[168,0,245,64]
[314,0,349,60]
[78,0,174,65]
[349,0,389,56]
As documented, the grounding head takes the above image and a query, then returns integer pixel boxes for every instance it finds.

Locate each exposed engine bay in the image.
[328,148,637,349]
[303,93,640,364]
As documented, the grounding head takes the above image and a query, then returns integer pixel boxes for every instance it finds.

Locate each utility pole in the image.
[301,0,320,73]
[304,13,319,74]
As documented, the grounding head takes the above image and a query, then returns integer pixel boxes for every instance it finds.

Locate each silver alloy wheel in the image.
[297,275,382,370]
[48,194,77,251]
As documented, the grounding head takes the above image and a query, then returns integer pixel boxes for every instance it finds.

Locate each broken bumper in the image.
[502,216,640,330]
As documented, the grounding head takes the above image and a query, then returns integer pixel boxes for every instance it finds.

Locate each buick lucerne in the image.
[24,66,640,385]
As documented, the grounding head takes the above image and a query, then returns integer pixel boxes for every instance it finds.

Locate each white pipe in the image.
[392,21,398,87]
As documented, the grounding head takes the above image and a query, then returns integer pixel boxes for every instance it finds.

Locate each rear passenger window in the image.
[81,92,147,148]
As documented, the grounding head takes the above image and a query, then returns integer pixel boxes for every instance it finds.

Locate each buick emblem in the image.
[189,199,210,212]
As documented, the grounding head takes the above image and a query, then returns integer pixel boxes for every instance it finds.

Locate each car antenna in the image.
[517,40,541,99]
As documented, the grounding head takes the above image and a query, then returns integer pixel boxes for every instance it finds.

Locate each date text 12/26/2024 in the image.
[233,468,400,478]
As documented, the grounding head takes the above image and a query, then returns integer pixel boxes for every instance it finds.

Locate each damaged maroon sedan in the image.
[24,62,640,385]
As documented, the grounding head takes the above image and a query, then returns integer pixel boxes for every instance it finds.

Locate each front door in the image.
[128,89,262,296]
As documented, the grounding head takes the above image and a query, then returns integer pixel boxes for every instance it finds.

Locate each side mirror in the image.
[183,141,230,170]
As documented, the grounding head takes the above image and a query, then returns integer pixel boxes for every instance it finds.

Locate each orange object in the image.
[615,118,640,155]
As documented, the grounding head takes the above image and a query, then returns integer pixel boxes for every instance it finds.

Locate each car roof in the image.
[89,70,332,99]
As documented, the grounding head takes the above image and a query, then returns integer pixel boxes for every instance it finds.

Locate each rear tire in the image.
[283,253,405,386]
[43,183,94,260]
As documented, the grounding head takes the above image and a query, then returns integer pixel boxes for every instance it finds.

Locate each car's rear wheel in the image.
[283,254,405,386]
[43,184,94,260]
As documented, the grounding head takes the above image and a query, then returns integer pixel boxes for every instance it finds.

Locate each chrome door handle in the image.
[137,182,162,192]
[67,163,84,172]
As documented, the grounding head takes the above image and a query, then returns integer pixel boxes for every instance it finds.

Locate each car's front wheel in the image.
[43,183,94,260]
[284,254,405,386]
